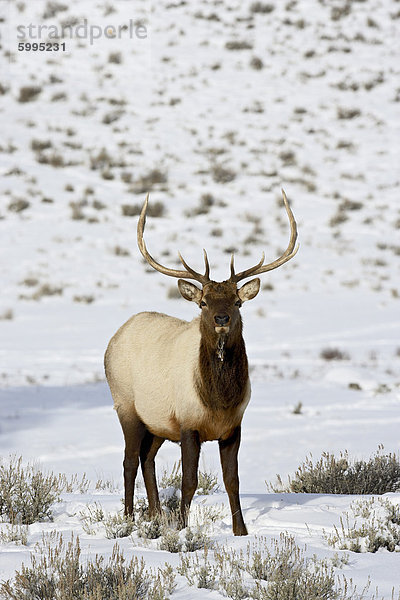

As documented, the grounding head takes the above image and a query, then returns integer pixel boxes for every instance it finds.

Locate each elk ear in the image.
[178,279,203,303]
[237,278,260,303]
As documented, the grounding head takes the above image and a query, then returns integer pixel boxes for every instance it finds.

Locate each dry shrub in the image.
[73,295,95,304]
[36,151,68,167]
[339,199,363,211]
[331,3,351,21]
[0,457,91,527]
[8,199,30,213]
[320,347,350,361]
[185,193,215,216]
[225,40,253,51]
[211,164,236,183]
[31,139,52,151]
[109,51,123,64]
[128,169,168,194]
[122,200,165,217]
[32,283,63,300]
[0,456,64,524]
[0,309,13,321]
[179,533,353,599]
[250,2,275,14]
[70,201,85,220]
[269,448,400,494]
[159,461,219,496]
[42,1,68,19]
[0,532,175,600]
[167,285,181,299]
[250,56,264,70]
[337,107,361,120]
[18,86,42,103]
[326,497,400,553]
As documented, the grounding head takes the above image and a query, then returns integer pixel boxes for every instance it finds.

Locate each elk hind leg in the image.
[118,407,146,518]
[140,432,165,516]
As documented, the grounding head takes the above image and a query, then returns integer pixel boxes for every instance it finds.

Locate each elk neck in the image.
[196,315,249,411]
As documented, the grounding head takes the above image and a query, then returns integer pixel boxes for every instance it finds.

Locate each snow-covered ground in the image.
[0,0,399,596]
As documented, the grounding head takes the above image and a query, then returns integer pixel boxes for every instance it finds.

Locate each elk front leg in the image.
[180,429,200,528]
[219,425,248,536]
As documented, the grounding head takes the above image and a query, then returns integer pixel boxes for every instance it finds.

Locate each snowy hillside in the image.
[0,0,400,597]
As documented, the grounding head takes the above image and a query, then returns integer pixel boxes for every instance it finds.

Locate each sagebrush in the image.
[79,463,222,547]
[0,456,94,526]
[0,456,64,524]
[178,532,361,600]
[325,497,400,553]
[159,460,219,495]
[269,448,400,494]
[0,532,175,600]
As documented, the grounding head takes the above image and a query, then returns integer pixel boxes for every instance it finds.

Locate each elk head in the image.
[137,190,298,351]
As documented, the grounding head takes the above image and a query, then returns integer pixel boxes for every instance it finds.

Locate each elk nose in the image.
[214,314,230,326]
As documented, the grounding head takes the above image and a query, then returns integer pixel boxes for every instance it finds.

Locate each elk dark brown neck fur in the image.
[197,314,249,412]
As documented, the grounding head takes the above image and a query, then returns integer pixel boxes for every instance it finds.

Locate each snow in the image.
[1,0,400,597]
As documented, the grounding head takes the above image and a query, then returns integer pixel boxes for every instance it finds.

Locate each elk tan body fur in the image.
[105,312,251,443]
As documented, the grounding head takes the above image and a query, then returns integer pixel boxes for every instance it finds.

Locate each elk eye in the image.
[235,300,242,307]
[200,300,207,308]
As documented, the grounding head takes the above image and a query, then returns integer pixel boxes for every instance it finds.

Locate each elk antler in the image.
[137,194,211,285]
[230,189,299,283]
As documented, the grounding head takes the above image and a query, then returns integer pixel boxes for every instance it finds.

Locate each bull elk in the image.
[104,190,298,535]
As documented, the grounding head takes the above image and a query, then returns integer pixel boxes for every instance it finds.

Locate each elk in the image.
[104,190,298,536]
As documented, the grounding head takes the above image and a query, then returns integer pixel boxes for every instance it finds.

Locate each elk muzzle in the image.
[214,314,230,334]
[215,315,230,326]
